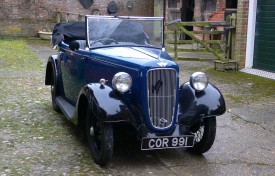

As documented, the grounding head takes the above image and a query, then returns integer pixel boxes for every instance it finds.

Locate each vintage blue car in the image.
[45,16,226,166]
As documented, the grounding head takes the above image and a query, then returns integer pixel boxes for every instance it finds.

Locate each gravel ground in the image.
[0,40,274,175]
[0,40,103,175]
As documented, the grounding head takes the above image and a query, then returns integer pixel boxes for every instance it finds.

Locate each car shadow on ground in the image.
[106,123,207,168]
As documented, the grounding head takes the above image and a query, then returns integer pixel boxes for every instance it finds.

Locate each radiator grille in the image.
[147,69,177,128]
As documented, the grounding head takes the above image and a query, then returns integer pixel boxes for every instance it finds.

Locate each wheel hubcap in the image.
[194,126,204,142]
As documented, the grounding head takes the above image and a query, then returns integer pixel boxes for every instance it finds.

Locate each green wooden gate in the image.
[254,0,275,72]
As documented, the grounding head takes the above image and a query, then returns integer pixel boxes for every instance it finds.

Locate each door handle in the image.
[81,57,87,64]
[59,51,64,60]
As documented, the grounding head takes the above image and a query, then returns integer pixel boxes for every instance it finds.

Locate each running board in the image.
[56,96,75,119]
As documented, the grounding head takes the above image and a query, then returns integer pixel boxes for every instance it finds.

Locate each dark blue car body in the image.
[45,16,226,166]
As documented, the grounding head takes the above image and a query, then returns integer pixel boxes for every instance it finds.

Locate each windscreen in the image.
[86,16,164,48]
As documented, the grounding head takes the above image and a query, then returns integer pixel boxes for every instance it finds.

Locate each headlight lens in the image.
[190,72,208,91]
[112,72,132,93]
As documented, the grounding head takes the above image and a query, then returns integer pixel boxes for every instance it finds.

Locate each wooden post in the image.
[78,15,82,21]
[66,13,69,22]
[57,11,61,23]
[230,13,237,60]
[174,30,178,60]
[227,28,231,59]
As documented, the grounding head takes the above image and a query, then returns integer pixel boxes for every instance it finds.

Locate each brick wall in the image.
[234,0,249,68]
[193,0,202,21]
[209,0,225,21]
[0,0,153,37]
[193,0,226,40]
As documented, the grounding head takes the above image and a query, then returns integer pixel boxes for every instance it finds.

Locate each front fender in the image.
[79,83,139,128]
[178,82,226,126]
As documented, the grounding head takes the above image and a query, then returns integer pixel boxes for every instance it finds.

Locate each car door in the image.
[60,49,85,105]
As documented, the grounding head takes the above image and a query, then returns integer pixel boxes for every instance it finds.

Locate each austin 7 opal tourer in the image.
[45,16,226,166]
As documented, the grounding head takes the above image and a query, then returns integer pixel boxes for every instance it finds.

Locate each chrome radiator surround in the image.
[147,68,177,129]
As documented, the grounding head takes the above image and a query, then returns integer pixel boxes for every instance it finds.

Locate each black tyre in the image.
[86,107,113,166]
[187,117,216,154]
[51,71,61,112]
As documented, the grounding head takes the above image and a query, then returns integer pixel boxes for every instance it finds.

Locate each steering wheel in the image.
[93,38,118,45]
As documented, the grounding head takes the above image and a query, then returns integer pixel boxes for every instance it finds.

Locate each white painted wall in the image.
[245,0,257,68]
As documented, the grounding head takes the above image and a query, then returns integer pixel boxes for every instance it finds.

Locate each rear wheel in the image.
[187,117,216,154]
[86,107,113,166]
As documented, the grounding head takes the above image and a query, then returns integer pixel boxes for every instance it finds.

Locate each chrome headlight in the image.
[112,72,132,93]
[190,72,208,91]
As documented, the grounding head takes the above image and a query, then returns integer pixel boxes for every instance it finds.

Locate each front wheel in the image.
[86,107,113,166]
[187,117,216,154]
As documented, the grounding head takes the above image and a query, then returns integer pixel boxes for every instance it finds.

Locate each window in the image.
[205,0,216,12]
[168,0,177,8]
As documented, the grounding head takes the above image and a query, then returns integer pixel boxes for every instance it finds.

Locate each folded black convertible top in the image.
[52,19,148,47]
[52,22,86,47]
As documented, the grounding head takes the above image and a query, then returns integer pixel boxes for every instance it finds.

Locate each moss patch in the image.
[206,69,275,103]
[0,40,43,71]
[24,38,51,47]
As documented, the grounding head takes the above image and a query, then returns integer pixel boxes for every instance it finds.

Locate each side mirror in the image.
[69,41,80,51]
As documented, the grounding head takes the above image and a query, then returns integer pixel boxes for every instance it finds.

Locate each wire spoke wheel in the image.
[187,117,216,154]
[86,106,113,166]
[193,126,204,143]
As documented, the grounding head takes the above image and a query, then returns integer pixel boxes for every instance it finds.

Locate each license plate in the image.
[141,135,194,150]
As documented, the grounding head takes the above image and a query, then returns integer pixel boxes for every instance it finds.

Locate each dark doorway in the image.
[181,0,194,39]
[226,0,237,8]
[225,0,237,20]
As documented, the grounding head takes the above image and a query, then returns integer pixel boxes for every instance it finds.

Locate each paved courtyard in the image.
[0,41,274,175]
